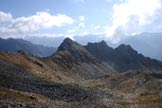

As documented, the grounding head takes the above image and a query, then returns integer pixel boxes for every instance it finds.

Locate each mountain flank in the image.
[86,40,162,72]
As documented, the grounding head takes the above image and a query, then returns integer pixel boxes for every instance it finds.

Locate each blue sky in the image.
[0,0,162,43]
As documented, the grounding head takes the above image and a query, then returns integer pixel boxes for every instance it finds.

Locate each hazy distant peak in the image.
[0,38,56,57]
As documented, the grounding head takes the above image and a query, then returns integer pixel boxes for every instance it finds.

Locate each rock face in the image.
[86,40,114,61]
[86,40,162,72]
[52,38,115,79]
[55,38,98,64]
[0,38,162,108]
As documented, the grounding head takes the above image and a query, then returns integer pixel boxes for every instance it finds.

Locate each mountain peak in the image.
[86,41,114,61]
[115,44,136,52]
[87,40,108,48]
[57,38,79,51]
[118,44,132,48]
[98,40,108,47]
[63,37,74,43]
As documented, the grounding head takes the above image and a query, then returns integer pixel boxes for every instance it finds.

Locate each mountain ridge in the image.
[0,38,56,57]
[51,38,115,79]
[24,32,162,61]
[47,38,162,80]
[84,38,162,72]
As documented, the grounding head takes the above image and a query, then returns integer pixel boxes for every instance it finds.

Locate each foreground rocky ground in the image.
[0,57,162,108]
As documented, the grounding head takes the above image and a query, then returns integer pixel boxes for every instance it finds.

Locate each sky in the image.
[0,0,162,43]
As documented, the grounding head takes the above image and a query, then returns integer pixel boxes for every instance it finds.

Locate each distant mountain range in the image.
[0,38,162,107]
[52,38,162,75]
[0,38,56,57]
[24,32,162,61]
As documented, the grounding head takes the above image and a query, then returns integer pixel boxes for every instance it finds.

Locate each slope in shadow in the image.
[0,60,95,102]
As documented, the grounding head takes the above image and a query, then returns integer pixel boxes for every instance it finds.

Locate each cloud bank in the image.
[0,11,74,37]
[106,0,162,43]
[0,11,12,23]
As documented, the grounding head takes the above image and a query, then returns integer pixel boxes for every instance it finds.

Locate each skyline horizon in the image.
[0,0,162,43]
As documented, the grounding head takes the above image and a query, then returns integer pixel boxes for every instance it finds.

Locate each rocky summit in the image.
[0,38,162,108]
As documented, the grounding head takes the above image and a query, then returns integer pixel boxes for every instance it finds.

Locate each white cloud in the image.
[65,15,87,38]
[67,29,76,34]
[77,15,86,30]
[78,22,85,29]
[0,11,74,37]
[106,0,162,43]
[0,11,12,23]
[94,25,101,30]
[79,16,85,22]
[27,33,65,38]
[105,0,125,3]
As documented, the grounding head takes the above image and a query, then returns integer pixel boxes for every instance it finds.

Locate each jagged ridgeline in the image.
[0,38,162,108]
